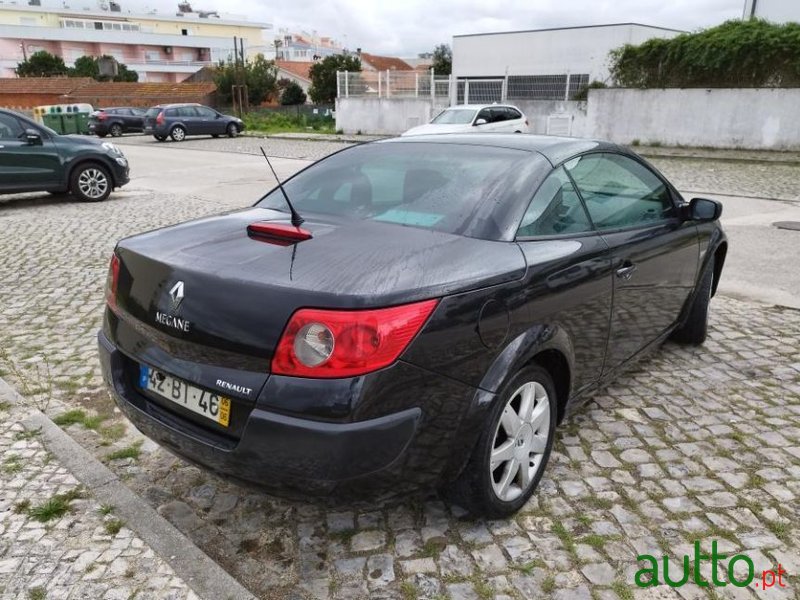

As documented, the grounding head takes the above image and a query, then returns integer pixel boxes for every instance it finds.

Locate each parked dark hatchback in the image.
[143,103,244,142]
[0,108,129,202]
[99,134,726,517]
[89,107,146,138]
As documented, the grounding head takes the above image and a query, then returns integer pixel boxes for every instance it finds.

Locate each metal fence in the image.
[337,70,452,100]
[336,71,591,104]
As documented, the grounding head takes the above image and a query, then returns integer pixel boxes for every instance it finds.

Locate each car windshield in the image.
[431,109,477,125]
[256,142,546,240]
[145,107,161,117]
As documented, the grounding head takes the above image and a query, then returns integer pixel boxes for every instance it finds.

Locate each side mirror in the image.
[25,129,42,146]
[686,197,722,222]
[474,118,488,126]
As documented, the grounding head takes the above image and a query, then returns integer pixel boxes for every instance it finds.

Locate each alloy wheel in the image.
[490,381,551,502]
[77,168,109,200]
[172,127,186,141]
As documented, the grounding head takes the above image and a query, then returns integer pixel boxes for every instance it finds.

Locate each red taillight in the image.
[106,253,120,310]
[247,222,312,245]
[156,111,165,125]
[272,299,439,378]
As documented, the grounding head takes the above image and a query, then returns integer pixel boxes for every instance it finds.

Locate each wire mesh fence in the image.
[337,71,591,104]
[337,71,452,100]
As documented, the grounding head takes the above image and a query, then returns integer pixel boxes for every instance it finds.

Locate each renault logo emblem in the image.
[168,281,185,311]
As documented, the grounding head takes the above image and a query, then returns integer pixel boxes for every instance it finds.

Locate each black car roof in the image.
[383,134,624,166]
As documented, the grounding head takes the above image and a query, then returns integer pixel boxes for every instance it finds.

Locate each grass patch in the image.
[586,495,613,510]
[105,441,142,462]
[28,586,46,600]
[541,575,556,594]
[13,428,40,441]
[52,409,104,431]
[242,111,335,135]
[28,488,84,522]
[99,503,115,516]
[511,558,546,575]
[14,499,31,513]
[471,575,493,600]
[582,534,610,550]
[104,518,124,536]
[552,521,576,555]
[3,454,23,474]
[577,514,593,527]
[400,581,418,600]
[765,520,790,543]
[0,400,10,411]
[612,579,634,600]
[421,538,447,559]
[99,423,127,445]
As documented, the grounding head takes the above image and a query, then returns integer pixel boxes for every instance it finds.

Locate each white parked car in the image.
[402,104,529,136]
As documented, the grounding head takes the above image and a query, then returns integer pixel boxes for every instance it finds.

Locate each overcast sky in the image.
[138,0,748,56]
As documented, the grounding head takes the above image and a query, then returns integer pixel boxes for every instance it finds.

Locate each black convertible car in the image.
[99,134,726,517]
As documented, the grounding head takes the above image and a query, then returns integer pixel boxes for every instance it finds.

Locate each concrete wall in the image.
[335,97,434,135]
[337,88,800,150]
[452,24,681,81]
[587,88,800,150]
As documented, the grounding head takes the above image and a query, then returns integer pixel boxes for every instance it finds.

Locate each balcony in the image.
[127,58,214,73]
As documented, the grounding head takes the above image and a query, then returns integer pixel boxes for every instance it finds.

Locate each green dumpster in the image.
[75,112,91,134]
[42,113,64,134]
[61,113,79,134]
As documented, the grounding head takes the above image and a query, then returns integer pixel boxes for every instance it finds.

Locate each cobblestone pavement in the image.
[0,402,198,600]
[1,141,799,599]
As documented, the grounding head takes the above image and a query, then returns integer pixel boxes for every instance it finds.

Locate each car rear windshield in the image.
[431,109,476,125]
[145,107,161,117]
[256,141,546,240]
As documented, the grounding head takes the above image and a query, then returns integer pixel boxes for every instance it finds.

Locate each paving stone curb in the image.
[0,376,256,600]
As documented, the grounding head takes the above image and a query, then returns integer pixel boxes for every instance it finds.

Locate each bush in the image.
[609,19,800,88]
[573,80,607,101]
[309,54,361,104]
[214,54,278,106]
[281,81,307,105]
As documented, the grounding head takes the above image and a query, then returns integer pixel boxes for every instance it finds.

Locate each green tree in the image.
[281,81,307,105]
[68,55,138,81]
[431,44,452,75]
[214,53,278,105]
[16,50,68,77]
[308,54,361,104]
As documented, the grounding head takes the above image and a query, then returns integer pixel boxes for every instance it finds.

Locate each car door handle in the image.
[616,263,637,280]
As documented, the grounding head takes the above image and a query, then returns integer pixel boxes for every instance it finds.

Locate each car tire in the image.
[671,258,714,345]
[445,363,557,518]
[97,132,108,138]
[70,163,112,202]
[154,135,166,142]
[226,123,239,138]
[170,126,186,142]
[212,134,220,138]
[110,124,123,137]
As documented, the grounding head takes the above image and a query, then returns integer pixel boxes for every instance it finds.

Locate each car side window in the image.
[564,153,675,230]
[517,167,593,237]
[506,108,522,120]
[196,107,216,118]
[0,114,23,139]
[488,108,506,123]
[165,108,177,117]
[476,109,492,124]
[178,107,198,117]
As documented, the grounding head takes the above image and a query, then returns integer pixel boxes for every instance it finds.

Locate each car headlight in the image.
[101,142,123,156]
[115,157,128,167]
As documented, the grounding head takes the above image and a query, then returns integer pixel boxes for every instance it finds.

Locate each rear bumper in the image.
[98,330,426,494]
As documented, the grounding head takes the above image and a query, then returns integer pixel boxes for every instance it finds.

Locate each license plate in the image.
[139,365,230,427]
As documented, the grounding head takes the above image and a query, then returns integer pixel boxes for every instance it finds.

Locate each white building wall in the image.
[452,24,682,81]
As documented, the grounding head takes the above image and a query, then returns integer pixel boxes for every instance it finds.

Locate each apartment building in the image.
[0,0,272,82]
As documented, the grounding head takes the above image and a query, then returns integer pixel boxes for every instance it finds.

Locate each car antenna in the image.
[260,146,304,227]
